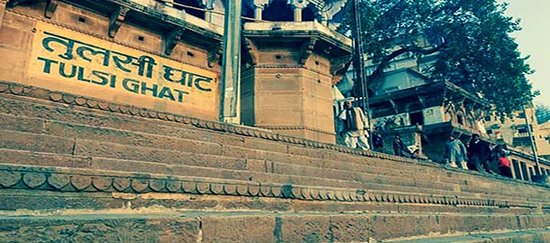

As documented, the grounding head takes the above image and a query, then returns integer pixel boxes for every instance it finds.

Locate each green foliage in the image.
[338,0,535,115]
[536,103,550,124]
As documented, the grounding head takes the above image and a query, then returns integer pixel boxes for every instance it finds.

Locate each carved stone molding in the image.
[108,6,130,38]
[243,38,259,66]
[0,164,534,209]
[43,0,58,19]
[163,28,183,55]
[299,38,317,65]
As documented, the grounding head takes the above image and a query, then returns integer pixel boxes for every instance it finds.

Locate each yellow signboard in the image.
[28,22,219,120]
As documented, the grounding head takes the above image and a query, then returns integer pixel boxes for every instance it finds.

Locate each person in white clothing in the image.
[337,98,370,150]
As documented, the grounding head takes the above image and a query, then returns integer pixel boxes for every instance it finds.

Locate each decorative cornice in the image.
[6,7,220,71]
[0,164,541,209]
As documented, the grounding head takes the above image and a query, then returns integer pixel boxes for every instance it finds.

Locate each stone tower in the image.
[240,0,352,143]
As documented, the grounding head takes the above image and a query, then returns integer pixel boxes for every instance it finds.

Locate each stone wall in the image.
[0,79,550,241]
[241,21,352,143]
[0,0,223,120]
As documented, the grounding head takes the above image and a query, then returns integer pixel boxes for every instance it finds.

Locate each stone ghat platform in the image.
[0,80,549,242]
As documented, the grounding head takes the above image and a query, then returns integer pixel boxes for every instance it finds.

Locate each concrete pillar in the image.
[254,5,264,20]
[220,0,242,123]
[205,0,214,22]
[253,0,269,20]
[288,0,308,22]
[510,160,517,179]
[318,13,329,25]
[205,8,213,22]
[524,163,530,180]
[293,6,302,22]
[514,159,524,180]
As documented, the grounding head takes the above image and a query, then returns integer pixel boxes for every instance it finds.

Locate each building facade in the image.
[346,35,550,180]
[0,0,352,143]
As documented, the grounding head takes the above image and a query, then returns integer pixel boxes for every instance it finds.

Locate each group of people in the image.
[337,98,422,158]
[444,134,513,178]
[337,98,513,179]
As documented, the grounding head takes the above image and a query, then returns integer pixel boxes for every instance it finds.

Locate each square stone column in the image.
[242,22,352,143]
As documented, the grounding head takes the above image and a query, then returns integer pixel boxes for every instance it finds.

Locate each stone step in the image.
[0,128,247,171]
[0,93,548,202]
[0,95,444,173]
[0,112,542,200]
[0,112,434,181]
[0,131,537,204]
[0,148,545,207]
[2,94,537,197]
[0,93,542,194]
[0,148,366,191]
[0,123,548,205]
[0,210,549,242]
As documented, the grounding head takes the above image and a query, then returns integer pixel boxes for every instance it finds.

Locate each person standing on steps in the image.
[393,135,406,157]
[444,135,468,169]
[337,98,370,150]
[372,129,384,151]
[468,134,494,173]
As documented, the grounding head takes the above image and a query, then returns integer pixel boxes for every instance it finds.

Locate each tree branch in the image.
[367,41,448,82]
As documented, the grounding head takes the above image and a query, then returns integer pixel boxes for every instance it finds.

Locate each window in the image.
[262,0,293,21]
[410,111,424,126]
[520,162,529,181]
[302,4,318,21]
[486,129,493,135]
[512,160,521,180]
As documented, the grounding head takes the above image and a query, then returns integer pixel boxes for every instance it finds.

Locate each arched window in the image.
[262,0,293,21]
[302,4,318,21]
[174,0,206,19]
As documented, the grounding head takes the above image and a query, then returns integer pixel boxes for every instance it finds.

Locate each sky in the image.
[502,0,550,106]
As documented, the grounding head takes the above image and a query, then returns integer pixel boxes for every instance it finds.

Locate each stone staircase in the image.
[0,80,549,242]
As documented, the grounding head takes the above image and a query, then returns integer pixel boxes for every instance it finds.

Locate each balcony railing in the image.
[514,132,531,138]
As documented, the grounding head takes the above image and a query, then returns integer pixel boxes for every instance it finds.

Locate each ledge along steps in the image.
[0,81,549,242]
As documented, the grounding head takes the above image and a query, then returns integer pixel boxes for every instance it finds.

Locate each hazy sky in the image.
[502,0,550,106]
